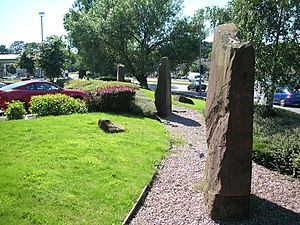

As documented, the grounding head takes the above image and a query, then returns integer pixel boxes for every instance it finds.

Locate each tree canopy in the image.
[64,0,206,87]
[206,0,300,109]
[38,36,67,82]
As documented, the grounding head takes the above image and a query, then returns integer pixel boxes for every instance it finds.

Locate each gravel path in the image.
[130,105,300,225]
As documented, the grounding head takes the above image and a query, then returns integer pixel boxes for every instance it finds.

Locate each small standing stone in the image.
[155,57,172,117]
[117,64,125,82]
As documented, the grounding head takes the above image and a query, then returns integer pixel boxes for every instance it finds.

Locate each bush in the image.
[129,90,157,118]
[87,86,136,113]
[29,94,87,116]
[253,105,300,177]
[5,100,27,120]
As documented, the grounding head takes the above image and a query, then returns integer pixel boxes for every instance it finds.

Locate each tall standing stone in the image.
[155,57,171,117]
[117,64,125,82]
[203,23,255,221]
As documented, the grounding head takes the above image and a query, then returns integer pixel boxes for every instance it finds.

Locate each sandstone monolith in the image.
[203,23,254,221]
[117,64,125,82]
[155,57,171,117]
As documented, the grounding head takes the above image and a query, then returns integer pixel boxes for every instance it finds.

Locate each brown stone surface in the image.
[117,64,125,82]
[155,57,171,117]
[173,95,194,105]
[98,119,125,133]
[203,23,255,221]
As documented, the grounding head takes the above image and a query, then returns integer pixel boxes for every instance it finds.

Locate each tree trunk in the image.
[136,75,148,88]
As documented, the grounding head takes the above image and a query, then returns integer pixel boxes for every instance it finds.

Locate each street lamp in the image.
[39,12,45,42]
[199,25,202,96]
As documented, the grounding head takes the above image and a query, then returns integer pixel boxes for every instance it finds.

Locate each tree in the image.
[0,45,9,54]
[206,0,300,111]
[64,0,198,87]
[38,36,67,82]
[160,10,208,73]
[18,49,36,75]
[9,41,25,54]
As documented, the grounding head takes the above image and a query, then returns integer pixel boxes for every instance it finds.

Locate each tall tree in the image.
[9,41,25,54]
[18,42,39,75]
[18,49,36,75]
[160,10,208,72]
[38,36,67,82]
[0,45,9,54]
[64,0,190,87]
[206,0,300,111]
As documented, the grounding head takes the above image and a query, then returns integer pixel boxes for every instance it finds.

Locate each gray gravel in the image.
[130,105,300,225]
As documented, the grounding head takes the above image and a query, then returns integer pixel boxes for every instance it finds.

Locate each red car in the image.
[0,80,88,110]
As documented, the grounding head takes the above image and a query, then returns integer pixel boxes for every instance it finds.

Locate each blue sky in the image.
[0,0,228,47]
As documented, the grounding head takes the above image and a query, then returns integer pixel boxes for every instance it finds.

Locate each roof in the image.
[0,54,20,62]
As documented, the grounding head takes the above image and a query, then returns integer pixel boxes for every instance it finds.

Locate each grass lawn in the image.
[0,113,168,224]
[140,88,206,114]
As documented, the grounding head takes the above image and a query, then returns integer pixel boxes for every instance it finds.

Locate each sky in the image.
[0,0,229,48]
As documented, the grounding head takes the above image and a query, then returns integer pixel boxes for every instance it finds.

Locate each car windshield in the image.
[0,81,29,90]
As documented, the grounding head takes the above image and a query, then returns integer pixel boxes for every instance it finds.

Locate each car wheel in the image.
[280,99,286,107]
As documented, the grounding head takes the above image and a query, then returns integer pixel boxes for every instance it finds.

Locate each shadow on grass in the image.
[166,112,201,127]
[214,195,300,225]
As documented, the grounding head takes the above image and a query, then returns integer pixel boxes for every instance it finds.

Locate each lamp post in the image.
[39,12,45,42]
[199,24,202,96]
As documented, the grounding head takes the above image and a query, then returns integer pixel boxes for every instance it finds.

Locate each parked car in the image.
[180,75,189,79]
[0,80,88,110]
[273,87,300,107]
[188,73,205,82]
[187,80,207,92]
[0,82,6,88]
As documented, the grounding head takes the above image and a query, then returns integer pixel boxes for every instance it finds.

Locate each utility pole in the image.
[39,12,45,42]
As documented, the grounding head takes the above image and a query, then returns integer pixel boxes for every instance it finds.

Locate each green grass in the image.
[140,88,206,114]
[0,113,168,224]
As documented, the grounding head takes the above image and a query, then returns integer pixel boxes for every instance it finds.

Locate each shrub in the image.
[129,90,157,118]
[29,94,87,116]
[253,105,300,177]
[5,100,27,120]
[87,86,136,113]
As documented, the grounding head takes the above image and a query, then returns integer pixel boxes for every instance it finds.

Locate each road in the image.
[274,105,300,114]
[148,82,206,99]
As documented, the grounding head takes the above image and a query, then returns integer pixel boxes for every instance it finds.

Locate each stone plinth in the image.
[203,23,255,221]
[155,57,171,117]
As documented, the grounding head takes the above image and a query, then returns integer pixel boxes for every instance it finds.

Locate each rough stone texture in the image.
[130,105,300,225]
[117,64,125,82]
[155,57,172,117]
[173,95,194,105]
[98,119,125,133]
[204,23,255,221]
